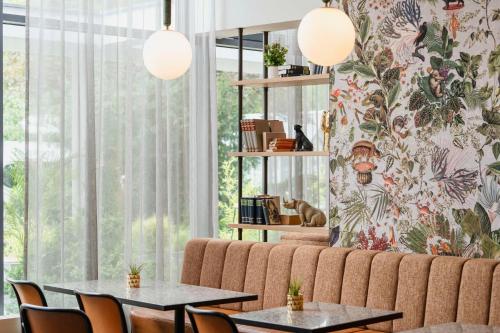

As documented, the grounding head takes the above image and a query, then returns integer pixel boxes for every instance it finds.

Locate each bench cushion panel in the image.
[199,239,232,289]
[489,264,500,326]
[424,256,467,326]
[242,243,277,312]
[220,241,256,311]
[340,250,379,307]
[313,247,352,303]
[457,259,498,325]
[262,244,299,309]
[366,252,406,332]
[290,245,325,302]
[180,238,211,285]
[393,254,435,332]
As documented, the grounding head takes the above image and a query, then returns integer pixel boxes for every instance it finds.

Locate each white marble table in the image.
[44,280,257,333]
[400,323,500,333]
[231,302,402,333]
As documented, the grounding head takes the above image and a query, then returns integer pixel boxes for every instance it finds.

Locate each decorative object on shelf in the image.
[264,42,288,78]
[268,138,296,152]
[349,140,380,185]
[263,132,286,151]
[127,263,144,288]
[143,0,192,80]
[262,196,281,225]
[283,199,327,227]
[280,214,301,225]
[278,65,310,77]
[287,278,303,311]
[297,0,355,66]
[294,125,314,151]
[321,111,331,152]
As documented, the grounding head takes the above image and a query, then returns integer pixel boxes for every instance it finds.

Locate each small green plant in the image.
[264,42,288,67]
[288,278,302,296]
[128,263,144,276]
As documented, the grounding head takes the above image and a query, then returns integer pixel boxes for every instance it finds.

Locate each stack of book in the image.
[278,65,310,77]
[267,138,296,152]
[241,119,285,152]
[240,195,280,225]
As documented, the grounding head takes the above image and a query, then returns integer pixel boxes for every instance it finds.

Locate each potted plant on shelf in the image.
[287,278,303,311]
[127,263,144,288]
[264,42,288,78]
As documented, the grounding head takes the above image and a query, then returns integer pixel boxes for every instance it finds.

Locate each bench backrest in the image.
[180,238,500,332]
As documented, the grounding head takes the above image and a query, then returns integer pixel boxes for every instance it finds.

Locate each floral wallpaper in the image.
[328,0,500,258]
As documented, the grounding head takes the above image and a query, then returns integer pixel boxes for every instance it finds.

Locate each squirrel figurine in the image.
[283,199,326,227]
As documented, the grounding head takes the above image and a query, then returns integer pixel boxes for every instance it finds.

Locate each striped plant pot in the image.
[127,274,141,288]
[287,294,303,311]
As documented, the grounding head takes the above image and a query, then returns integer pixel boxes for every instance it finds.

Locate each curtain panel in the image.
[26,0,217,301]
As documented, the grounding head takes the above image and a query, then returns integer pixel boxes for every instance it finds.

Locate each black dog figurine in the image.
[294,124,314,151]
[443,0,464,9]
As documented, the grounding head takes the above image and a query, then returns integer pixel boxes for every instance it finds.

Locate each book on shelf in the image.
[278,66,310,77]
[241,195,280,225]
[240,119,285,152]
[267,138,296,152]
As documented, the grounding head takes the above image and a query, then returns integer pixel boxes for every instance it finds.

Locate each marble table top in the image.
[400,323,500,333]
[230,302,402,333]
[44,280,257,311]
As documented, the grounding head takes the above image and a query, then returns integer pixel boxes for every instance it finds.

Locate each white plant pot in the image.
[267,66,279,78]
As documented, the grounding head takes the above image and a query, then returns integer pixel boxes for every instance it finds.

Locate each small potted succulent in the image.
[264,42,288,78]
[287,278,303,311]
[127,263,144,288]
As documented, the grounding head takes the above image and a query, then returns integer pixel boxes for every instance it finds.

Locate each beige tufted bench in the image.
[130,238,500,333]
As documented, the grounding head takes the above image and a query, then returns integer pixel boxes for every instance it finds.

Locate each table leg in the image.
[174,307,185,333]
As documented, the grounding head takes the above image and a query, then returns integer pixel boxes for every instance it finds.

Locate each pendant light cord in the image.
[164,0,171,28]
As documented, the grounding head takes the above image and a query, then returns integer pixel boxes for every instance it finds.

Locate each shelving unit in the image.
[231,74,329,88]
[230,27,330,242]
[228,151,329,157]
[228,224,329,234]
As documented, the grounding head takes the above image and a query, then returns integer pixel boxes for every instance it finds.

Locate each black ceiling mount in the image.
[164,0,172,28]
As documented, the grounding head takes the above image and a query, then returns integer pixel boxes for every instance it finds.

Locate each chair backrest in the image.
[186,305,239,333]
[8,279,48,307]
[20,304,93,333]
[75,290,128,333]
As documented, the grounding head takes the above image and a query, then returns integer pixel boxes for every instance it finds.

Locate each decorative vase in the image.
[127,274,141,288]
[356,172,373,185]
[267,66,279,78]
[287,294,304,311]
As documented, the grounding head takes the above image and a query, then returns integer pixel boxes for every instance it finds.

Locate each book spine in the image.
[250,121,257,153]
[263,200,270,225]
[255,199,263,225]
[250,197,256,224]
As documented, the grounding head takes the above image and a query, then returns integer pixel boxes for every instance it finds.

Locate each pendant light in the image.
[143,0,192,80]
[297,0,355,66]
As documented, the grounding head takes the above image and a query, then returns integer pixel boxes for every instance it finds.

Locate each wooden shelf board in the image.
[231,74,329,88]
[228,224,329,234]
[228,151,329,157]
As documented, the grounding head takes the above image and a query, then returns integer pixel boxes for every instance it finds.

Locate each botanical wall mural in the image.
[328,0,500,258]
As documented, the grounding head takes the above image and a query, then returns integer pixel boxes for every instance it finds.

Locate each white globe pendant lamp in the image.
[297,0,355,66]
[143,0,192,80]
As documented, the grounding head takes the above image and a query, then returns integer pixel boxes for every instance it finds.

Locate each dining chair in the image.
[7,279,48,308]
[75,290,128,333]
[20,304,93,333]
[186,305,239,333]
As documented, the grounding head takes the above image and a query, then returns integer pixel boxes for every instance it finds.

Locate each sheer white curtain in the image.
[26,0,217,301]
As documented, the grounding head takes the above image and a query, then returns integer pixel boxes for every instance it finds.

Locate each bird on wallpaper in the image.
[413,22,428,61]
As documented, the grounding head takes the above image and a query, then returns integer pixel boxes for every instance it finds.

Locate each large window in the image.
[2,1,26,315]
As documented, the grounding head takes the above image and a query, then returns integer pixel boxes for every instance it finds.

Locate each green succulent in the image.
[264,42,288,67]
[288,278,302,296]
[128,263,144,276]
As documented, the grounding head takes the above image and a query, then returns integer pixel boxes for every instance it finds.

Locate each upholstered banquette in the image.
[130,238,500,333]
